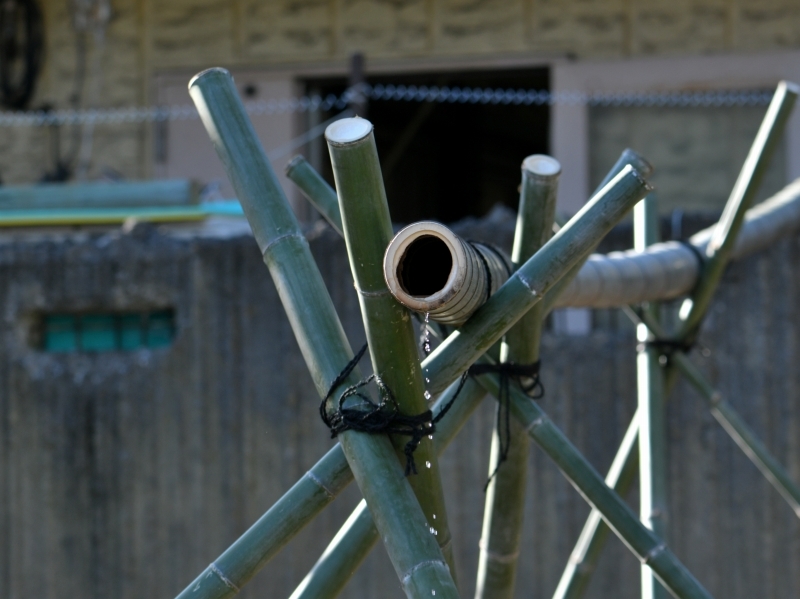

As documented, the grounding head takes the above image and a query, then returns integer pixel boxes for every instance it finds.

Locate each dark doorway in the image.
[303,67,549,224]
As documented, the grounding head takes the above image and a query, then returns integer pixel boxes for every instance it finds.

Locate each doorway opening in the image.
[302,67,549,224]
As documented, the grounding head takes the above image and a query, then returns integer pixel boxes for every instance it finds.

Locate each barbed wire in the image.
[0,84,775,127]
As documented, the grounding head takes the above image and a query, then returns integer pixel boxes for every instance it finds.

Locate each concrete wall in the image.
[0,213,798,598]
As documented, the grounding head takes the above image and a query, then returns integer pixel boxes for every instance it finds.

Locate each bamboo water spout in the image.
[383,221,512,325]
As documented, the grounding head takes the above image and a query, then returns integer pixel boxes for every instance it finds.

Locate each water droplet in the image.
[425,377,430,383]
[425,461,431,468]
[432,514,437,519]
[429,527,437,535]
[424,390,431,400]
[428,435,433,440]
[432,591,436,596]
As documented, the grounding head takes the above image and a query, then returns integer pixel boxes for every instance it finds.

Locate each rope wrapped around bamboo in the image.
[552,177,800,308]
[383,221,512,326]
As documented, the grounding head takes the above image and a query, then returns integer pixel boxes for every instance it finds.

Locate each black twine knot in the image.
[467,360,544,491]
[319,344,545,486]
[637,338,711,360]
[319,343,435,476]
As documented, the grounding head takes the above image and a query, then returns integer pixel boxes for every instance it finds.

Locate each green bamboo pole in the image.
[188,68,458,599]
[473,368,713,599]
[475,155,560,599]
[543,149,654,314]
[325,117,457,577]
[290,376,489,599]
[677,80,798,340]
[634,194,669,599]
[285,155,344,235]
[637,311,800,518]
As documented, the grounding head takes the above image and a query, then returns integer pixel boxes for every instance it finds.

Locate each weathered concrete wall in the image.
[0,214,798,598]
[2,0,800,186]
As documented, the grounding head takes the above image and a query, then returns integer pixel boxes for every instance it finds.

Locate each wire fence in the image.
[0,84,776,127]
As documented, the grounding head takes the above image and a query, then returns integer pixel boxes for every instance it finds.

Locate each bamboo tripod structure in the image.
[175,67,800,599]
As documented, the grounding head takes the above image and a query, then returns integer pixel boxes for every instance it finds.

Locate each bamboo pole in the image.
[636,311,800,518]
[290,376,489,599]
[475,155,560,599]
[285,155,344,235]
[473,368,713,599]
[677,80,798,339]
[325,117,457,577]
[188,68,459,599]
[634,194,669,599]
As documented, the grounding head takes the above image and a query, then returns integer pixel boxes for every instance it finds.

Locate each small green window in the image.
[41,310,176,353]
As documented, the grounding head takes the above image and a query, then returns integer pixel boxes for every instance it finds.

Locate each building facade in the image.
[2,0,799,217]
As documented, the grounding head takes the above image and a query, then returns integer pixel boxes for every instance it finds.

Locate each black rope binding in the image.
[320,344,436,476]
[469,361,543,490]
[320,344,544,483]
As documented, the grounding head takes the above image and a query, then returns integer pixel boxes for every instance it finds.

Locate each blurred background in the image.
[1,2,800,598]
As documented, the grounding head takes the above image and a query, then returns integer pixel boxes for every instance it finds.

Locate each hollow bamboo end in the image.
[781,80,800,96]
[285,155,305,176]
[621,148,654,179]
[188,67,232,91]
[383,221,464,312]
[522,154,561,178]
[325,117,374,146]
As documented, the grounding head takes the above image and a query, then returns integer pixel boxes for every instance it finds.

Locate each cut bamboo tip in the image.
[522,154,561,178]
[325,117,373,146]
[188,66,230,90]
[384,221,510,325]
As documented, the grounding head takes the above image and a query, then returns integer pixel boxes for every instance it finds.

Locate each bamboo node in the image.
[305,470,335,498]
[260,232,307,258]
[515,272,541,297]
[400,559,450,586]
[641,542,667,565]
[208,562,240,592]
[525,415,546,434]
[478,540,521,564]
